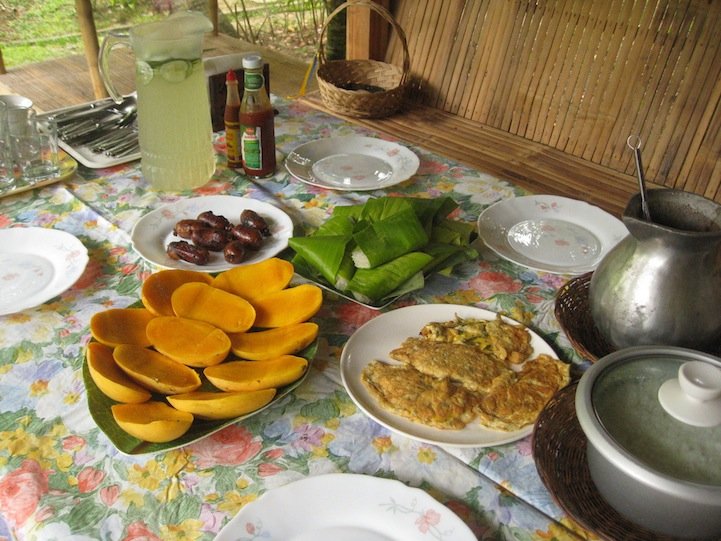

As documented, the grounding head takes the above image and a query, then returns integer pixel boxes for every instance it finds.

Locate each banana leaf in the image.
[431,218,477,246]
[358,196,416,222]
[348,251,434,303]
[333,251,356,291]
[351,207,428,269]
[288,235,350,285]
[314,213,355,236]
[422,242,478,274]
[404,196,459,226]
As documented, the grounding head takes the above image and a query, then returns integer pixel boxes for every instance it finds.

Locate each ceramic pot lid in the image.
[591,348,721,486]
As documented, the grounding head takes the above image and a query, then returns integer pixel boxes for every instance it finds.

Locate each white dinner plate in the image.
[131,195,294,272]
[285,135,420,191]
[216,473,476,541]
[477,195,627,274]
[0,227,89,315]
[340,304,558,447]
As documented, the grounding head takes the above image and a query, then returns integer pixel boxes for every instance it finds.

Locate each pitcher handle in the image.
[99,30,132,104]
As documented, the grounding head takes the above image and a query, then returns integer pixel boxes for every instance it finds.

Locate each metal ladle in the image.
[627,135,652,221]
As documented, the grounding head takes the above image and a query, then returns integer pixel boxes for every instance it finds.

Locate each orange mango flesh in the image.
[141,269,213,316]
[113,344,202,395]
[204,355,308,392]
[211,257,293,300]
[86,342,151,404]
[146,316,230,367]
[228,322,319,361]
[89,308,156,348]
[171,282,256,333]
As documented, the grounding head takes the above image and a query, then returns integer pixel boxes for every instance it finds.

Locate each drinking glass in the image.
[0,101,13,188]
[9,108,60,182]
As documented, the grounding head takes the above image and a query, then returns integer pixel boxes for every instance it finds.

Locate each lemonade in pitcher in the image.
[100,12,216,191]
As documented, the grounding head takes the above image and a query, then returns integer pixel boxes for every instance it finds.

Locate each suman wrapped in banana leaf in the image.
[351,207,428,269]
[288,196,477,304]
[347,252,434,303]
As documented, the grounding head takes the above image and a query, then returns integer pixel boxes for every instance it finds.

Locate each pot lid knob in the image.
[658,361,721,427]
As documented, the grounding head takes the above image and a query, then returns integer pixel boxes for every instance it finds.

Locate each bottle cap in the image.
[226,69,237,82]
[242,54,263,69]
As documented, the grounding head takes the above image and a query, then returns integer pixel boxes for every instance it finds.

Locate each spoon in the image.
[626,135,652,221]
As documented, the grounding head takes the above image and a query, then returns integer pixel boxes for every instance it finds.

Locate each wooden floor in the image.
[0,33,315,112]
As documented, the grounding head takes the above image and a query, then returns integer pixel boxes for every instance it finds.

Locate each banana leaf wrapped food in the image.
[289,196,477,305]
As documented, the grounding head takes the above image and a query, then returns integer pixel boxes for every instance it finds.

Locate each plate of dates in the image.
[131,195,294,272]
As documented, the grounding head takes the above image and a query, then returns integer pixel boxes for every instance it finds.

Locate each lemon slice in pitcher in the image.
[159,59,193,83]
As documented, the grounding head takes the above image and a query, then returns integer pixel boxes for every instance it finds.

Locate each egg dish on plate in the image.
[361,316,570,431]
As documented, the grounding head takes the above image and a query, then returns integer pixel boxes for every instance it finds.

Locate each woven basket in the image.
[316,0,411,118]
[533,384,681,541]
[554,273,614,362]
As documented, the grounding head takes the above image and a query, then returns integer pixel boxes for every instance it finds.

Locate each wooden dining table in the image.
[0,95,607,540]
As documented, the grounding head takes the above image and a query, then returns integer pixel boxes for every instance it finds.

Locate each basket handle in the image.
[317,0,411,85]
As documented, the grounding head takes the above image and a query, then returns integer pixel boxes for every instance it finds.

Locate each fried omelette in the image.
[362,360,480,429]
[476,354,571,431]
[361,317,570,432]
[389,337,511,392]
[420,315,533,364]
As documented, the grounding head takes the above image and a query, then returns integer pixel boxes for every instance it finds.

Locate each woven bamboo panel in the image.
[384,0,721,203]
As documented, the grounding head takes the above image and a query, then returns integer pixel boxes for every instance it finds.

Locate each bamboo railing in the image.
[360,0,721,204]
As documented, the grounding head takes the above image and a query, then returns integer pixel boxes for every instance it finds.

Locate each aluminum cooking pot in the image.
[576,346,721,539]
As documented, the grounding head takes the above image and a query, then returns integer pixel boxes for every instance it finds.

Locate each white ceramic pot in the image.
[575,346,721,539]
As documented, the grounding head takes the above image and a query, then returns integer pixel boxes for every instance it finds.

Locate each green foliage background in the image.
[0,0,330,69]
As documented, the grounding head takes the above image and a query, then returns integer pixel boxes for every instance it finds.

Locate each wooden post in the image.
[75,0,108,99]
[346,0,390,61]
[208,0,219,35]
[0,48,6,75]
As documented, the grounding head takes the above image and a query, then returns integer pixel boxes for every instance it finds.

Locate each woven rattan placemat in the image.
[532,384,682,541]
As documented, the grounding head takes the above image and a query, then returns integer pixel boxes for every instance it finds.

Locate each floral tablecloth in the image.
[0,98,594,541]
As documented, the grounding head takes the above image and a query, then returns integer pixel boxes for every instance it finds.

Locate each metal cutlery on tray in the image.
[44,94,140,166]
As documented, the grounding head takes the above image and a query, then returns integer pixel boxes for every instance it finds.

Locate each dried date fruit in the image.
[191,227,230,252]
[240,209,271,237]
[197,211,231,231]
[173,219,206,239]
[223,241,247,264]
[230,224,263,250]
[167,241,210,265]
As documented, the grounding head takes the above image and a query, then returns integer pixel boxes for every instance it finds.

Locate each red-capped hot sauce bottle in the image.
[239,54,276,178]
[224,69,242,169]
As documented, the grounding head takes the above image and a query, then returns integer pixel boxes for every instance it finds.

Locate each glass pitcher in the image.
[99,11,216,191]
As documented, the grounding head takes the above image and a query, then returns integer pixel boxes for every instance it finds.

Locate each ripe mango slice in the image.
[146,316,230,367]
[228,322,319,361]
[113,344,202,395]
[250,284,322,328]
[167,389,276,420]
[111,402,194,443]
[204,355,308,391]
[141,269,213,316]
[171,282,256,333]
[212,257,293,300]
[86,342,151,404]
[90,308,156,348]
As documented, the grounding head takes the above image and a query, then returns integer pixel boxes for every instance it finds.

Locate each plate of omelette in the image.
[340,304,570,447]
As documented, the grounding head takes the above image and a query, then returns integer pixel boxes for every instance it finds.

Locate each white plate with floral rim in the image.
[215,473,476,541]
[0,227,88,315]
[131,195,294,272]
[340,304,559,448]
[285,135,420,191]
[477,195,628,274]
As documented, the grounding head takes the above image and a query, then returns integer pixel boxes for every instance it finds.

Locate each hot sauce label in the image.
[241,126,262,170]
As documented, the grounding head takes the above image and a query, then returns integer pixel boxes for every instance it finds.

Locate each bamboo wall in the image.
[383,0,721,202]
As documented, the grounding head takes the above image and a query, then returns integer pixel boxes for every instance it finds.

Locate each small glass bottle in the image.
[239,54,276,178]
[224,69,242,169]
